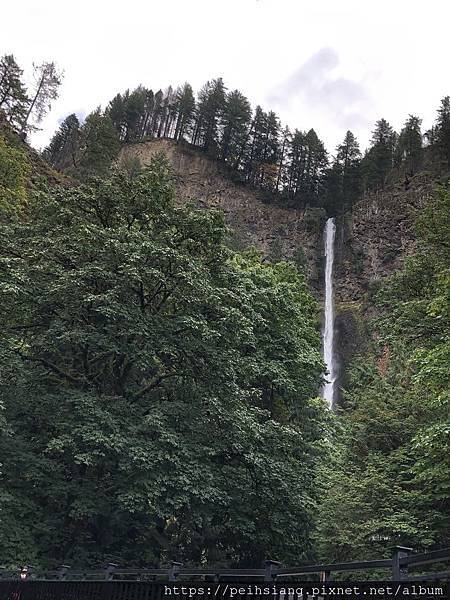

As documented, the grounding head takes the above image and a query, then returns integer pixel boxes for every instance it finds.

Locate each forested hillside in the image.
[0,53,449,572]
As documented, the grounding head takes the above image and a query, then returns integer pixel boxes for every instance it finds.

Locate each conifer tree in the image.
[123,86,147,142]
[43,113,81,171]
[276,126,291,192]
[78,109,120,176]
[242,106,267,185]
[107,93,127,140]
[396,115,423,176]
[0,54,29,129]
[435,96,450,169]
[151,89,164,137]
[192,78,226,152]
[21,61,63,132]
[220,90,251,164]
[174,83,195,141]
[364,118,396,190]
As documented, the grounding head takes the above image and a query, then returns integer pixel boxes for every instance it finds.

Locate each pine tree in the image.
[397,115,423,176]
[0,54,29,129]
[364,119,396,190]
[286,129,307,197]
[259,110,280,190]
[303,129,328,204]
[435,96,450,169]
[43,113,80,171]
[123,86,147,142]
[219,90,251,164]
[174,83,195,141]
[336,130,362,209]
[276,126,291,193]
[107,93,127,140]
[21,62,63,132]
[150,89,164,137]
[242,106,267,185]
[78,109,120,176]
[192,78,226,153]
[141,88,155,138]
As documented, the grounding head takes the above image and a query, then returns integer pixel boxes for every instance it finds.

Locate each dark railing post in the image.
[392,546,412,580]
[58,565,70,580]
[169,561,183,582]
[264,560,281,582]
[105,563,118,580]
[320,571,331,582]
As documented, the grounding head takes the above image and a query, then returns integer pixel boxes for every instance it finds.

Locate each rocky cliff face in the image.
[333,171,438,397]
[121,139,437,301]
[335,172,436,303]
[120,139,327,290]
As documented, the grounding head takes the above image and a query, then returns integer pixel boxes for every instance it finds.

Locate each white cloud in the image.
[1,0,449,152]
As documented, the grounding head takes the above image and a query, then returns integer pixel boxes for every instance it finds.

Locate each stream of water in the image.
[322,217,336,408]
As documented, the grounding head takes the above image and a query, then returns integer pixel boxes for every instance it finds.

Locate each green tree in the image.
[78,109,120,176]
[0,155,328,567]
[173,83,195,141]
[0,54,29,128]
[192,78,226,153]
[364,119,396,191]
[220,90,251,164]
[325,131,362,214]
[435,96,450,169]
[396,115,423,176]
[21,61,63,132]
[43,113,81,172]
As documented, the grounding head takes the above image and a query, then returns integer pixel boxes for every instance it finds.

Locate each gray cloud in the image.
[267,47,372,135]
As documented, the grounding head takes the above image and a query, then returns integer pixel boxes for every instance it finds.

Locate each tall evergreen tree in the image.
[192,78,226,153]
[219,90,251,164]
[79,109,120,176]
[107,93,127,140]
[123,86,147,142]
[363,119,396,191]
[435,96,450,169]
[43,113,81,171]
[173,83,195,141]
[150,89,164,137]
[396,115,423,176]
[0,54,29,129]
[21,62,63,132]
[326,130,362,213]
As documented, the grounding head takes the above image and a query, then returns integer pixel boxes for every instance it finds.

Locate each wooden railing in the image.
[0,546,449,599]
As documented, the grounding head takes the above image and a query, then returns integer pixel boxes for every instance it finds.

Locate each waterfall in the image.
[322,217,336,408]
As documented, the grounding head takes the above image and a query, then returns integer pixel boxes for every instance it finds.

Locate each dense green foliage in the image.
[0,133,30,215]
[0,155,330,568]
[316,184,450,563]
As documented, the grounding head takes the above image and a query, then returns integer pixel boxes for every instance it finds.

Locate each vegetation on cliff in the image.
[316,184,450,562]
[42,74,450,215]
[0,155,330,567]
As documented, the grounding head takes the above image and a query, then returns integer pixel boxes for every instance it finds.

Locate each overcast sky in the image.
[3,0,449,154]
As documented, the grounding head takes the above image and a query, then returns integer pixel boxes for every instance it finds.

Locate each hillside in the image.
[0,112,65,187]
[120,139,326,288]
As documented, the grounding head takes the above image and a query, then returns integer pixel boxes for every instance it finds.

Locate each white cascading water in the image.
[322,217,336,408]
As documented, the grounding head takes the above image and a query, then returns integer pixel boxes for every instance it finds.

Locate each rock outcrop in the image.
[120,139,327,290]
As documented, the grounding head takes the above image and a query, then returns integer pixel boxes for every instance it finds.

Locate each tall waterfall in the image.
[322,217,336,408]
